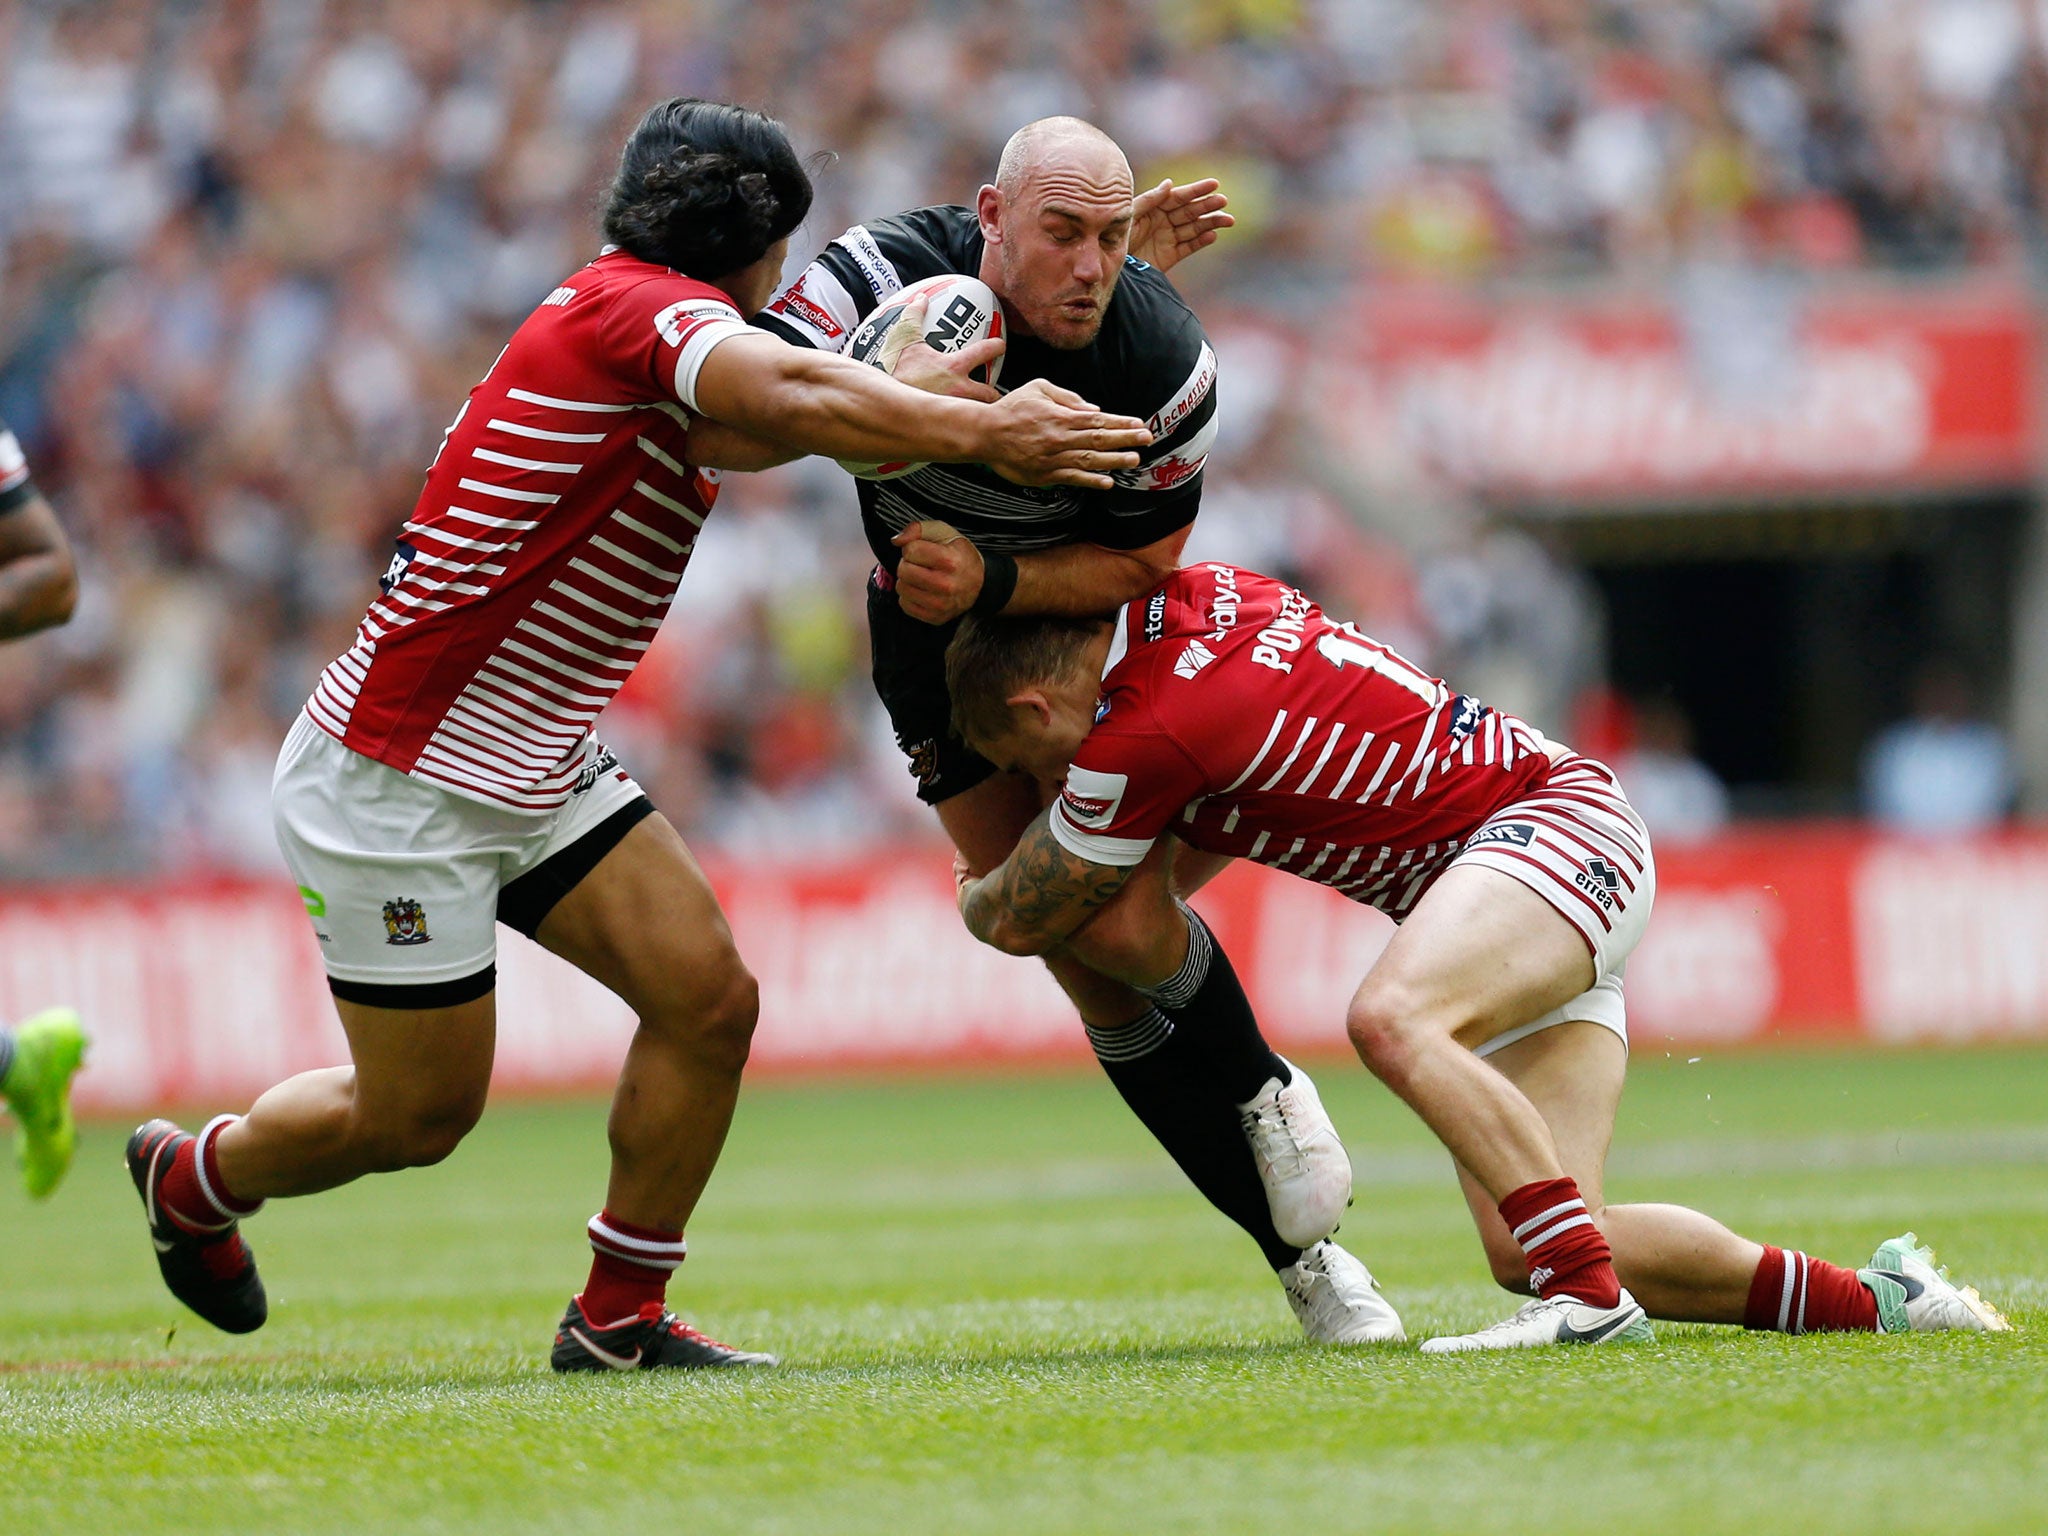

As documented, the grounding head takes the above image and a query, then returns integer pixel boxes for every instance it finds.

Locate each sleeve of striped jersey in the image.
[0,422,35,514]
[1074,325,1218,550]
[1049,709,1210,867]
[753,210,957,350]
[599,279,754,414]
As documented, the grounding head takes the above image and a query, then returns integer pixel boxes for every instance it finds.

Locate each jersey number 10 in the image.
[1315,624,1443,705]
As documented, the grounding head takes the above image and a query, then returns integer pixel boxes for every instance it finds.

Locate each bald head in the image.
[995,117,1132,200]
[978,118,1136,350]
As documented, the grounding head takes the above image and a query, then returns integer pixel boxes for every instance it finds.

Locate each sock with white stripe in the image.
[579,1209,687,1326]
[1497,1176,1621,1307]
[1135,903,1289,1104]
[1742,1246,1878,1333]
[1086,1008,1305,1272]
[158,1114,265,1235]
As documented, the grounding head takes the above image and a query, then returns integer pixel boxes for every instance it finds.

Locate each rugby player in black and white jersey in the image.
[721,118,1400,1343]
[0,416,88,1201]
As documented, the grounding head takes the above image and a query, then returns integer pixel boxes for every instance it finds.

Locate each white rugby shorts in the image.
[272,712,650,1005]
[1450,751,1655,1058]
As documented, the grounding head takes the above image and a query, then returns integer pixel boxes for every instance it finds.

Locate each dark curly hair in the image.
[601,98,814,278]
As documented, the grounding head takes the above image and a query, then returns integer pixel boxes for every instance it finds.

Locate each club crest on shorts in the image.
[382,898,431,946]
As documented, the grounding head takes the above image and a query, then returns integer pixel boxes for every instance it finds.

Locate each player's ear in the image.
[1005,689,1053,730]
[975,184,1004,243]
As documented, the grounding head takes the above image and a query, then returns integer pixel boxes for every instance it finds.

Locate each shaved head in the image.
[978,118,1136,349]
[995,117,1132,200]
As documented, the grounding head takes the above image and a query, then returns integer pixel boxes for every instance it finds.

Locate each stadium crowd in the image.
[0,0,2039,876]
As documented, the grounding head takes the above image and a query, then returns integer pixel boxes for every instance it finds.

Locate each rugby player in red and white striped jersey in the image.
[123,99,1153,1373]
[947,563,2010,1351]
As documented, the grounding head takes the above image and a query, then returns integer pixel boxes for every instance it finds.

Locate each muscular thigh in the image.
[533,812,747,1015]
[334,991,497,1127]
[1359,864,1598,1048]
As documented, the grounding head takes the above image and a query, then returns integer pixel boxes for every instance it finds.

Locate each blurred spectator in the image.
[1863,661,2017,834]
[1616,695,1731,846]
[4,0,2046,875]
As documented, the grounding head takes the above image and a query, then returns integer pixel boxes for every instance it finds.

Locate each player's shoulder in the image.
[826,205,980,300]
[1105,570,1223,698]
[1092,265,1213,442]
[584,251,742,322]
[1103,260,1209,378]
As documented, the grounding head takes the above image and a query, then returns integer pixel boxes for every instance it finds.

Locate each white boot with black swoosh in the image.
[1419,1287,1653,1354]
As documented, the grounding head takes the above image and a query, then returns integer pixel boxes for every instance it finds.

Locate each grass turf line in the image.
[3,1045,2043,1535]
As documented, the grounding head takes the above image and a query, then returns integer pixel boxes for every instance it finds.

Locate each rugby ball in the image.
[836,273,1005,480]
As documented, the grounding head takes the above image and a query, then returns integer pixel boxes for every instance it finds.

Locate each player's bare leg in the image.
[213,995,496,1197]
[1345,865,1594,1197]
[939,773,1392,1339]
[1453,1021,2005,1335]
[533,811,775,1369]
[1347,864,1648,1349]
[532,813,757,1234]
[127,992,497,1336]
[1450,1021,1762,1322]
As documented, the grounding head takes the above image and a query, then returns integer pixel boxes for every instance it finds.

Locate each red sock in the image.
[158,1116,263,1235]
[1498,1177,1622,1307]
[1743,1246,1878,1333]
[577,1210,686,1326]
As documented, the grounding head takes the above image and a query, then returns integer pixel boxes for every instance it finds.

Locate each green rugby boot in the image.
[2,1008,88,1199]
[1860,1232,2010,1334]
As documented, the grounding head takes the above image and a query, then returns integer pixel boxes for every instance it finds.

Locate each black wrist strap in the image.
[972,548,1019,616]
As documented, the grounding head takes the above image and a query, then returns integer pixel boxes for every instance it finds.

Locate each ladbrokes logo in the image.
[1174,640,1216,679]
[1060,788,1115,822]
[1058,766,1128,829]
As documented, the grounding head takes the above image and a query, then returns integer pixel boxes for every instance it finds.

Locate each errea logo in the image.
[1174,640,1217,679]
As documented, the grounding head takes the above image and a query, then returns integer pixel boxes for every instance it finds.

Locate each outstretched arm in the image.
[691,333,1148,490]
[957,809,1136,957]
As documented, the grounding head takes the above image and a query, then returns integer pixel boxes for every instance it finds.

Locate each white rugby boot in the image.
[1237,1058,1351,1249]
[1281,1240,1406,1344]
[1859,1233,2010,1334]
[1420,1288,1653,1354]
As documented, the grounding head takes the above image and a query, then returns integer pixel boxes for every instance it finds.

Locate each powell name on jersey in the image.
[754,205,1218,566]
[1053,564,1558,921]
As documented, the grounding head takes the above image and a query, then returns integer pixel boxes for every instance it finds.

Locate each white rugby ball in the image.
[836,273,1005,480]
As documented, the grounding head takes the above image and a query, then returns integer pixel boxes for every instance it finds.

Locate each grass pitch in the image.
[4,1046,2045,1535]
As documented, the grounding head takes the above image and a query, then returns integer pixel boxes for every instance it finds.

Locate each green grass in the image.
[4,1047,2045,1535]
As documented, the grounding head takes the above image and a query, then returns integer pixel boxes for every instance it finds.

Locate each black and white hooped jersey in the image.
[755,205,1219,567]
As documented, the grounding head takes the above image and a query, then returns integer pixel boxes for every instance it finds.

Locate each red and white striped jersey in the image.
[307,251,754,811]
[1052,563,1558,919]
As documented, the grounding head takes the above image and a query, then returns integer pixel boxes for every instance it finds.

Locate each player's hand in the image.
[892,519,984,625]
[876,295,1006,403]
[1129,177,1234,272]
[979,379,1149,491]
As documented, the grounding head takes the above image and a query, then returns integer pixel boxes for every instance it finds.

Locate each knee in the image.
[1345,983,1428,1086]
[642,954,760,1078]
[354,1090,486,1172]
